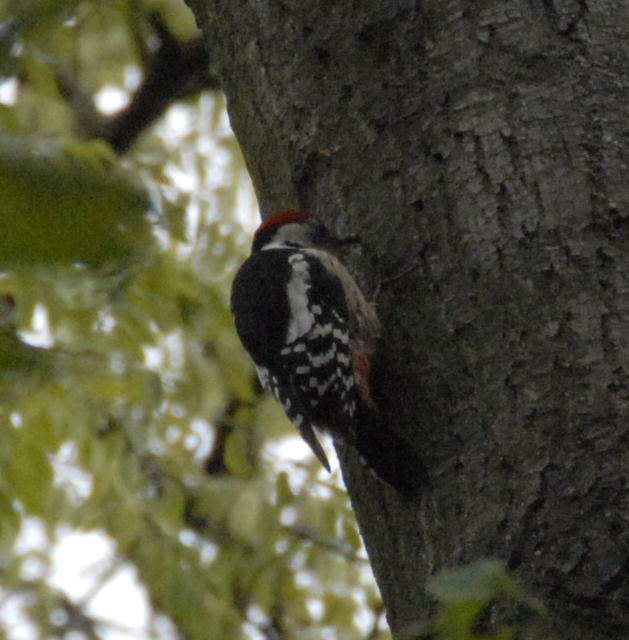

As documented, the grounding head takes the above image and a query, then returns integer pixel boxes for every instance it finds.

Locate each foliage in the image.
[427,560,559,640]
[0,138,150,266]
[0,1,387,639]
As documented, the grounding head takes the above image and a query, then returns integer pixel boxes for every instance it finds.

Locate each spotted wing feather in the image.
[231,248,358,468]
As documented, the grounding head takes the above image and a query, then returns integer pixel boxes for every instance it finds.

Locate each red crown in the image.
[256,210,312,235]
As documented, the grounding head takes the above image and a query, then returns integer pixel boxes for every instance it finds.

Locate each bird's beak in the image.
[335,234,361,246]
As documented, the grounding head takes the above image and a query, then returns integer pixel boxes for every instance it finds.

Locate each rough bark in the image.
[185,1,629,637]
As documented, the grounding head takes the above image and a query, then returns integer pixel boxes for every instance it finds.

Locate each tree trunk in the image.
[185,1,629,637]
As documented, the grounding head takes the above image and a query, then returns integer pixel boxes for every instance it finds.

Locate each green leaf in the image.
[227,486,262,542]
[0,491,20,553]
[427,558,516,604]
[143,371,163,408]
[276,471,294,506]
[434,601,487,640]
[0,138,152,267]
[0,333,54,378]
[428,560,525,640]
[223,430,254,477]
[342,517,361,550]
[22,47,60,99]
[5,435,53,515]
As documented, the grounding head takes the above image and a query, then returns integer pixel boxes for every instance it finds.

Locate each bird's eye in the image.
[312,223,332,244]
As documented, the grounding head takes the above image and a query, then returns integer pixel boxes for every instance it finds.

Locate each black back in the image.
[231,247,356,436]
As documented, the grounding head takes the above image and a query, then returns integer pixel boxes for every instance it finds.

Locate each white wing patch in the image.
[285,253,314,343]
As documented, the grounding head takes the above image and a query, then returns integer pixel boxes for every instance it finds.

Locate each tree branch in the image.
[284,523,369,564]
[55,13,220,155]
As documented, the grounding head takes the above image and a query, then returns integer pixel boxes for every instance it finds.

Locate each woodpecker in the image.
[230,210,418,493]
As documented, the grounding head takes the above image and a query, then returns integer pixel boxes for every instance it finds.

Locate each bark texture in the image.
[185,1,629,637]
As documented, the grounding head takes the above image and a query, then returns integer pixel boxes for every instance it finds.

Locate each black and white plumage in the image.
[231,210,417,493]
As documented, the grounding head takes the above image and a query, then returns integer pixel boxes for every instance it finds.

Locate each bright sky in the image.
[5,519,173,639]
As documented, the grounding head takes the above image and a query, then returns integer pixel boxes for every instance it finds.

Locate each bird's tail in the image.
[348,405,427,496]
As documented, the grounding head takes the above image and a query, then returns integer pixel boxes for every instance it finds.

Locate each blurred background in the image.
[0,1,389,638]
